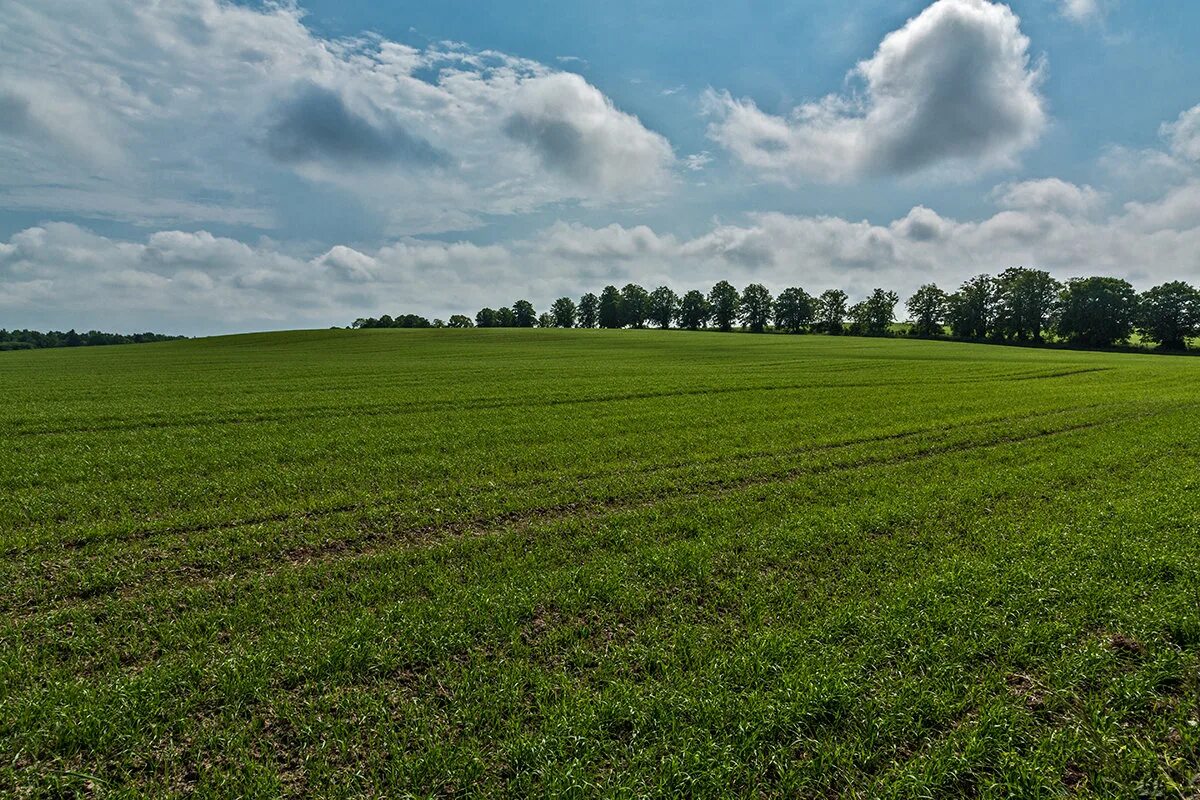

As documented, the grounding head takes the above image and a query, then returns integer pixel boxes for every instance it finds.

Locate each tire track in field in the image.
[9,406,1150,620]
[6,404,1101,559]
[0,367,1105,438]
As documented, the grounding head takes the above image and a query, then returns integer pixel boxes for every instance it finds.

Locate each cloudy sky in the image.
[2,0,1199,334]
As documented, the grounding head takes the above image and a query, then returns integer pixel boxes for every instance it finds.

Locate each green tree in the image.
[513,300,537,328]
[858,289,899,336]
[678,290,711,330]
[537,312,555,328]
[577,293,599,329]
[448,314,474,328]
[1056,276,1138,346]
[946,275,998,339]
[620,283,651,328]
[740,283,774,333]
[1136,281,1200,350]
[995,267,1061,342]
[774,287,815,333]
[648,286,679,329]
[496,306,517,327]
[551,297,577,328]
[906,284,947,337]
[475,308,497,328]
[709,280,741,332]
[816,289,849,334]
[598,285,623,329]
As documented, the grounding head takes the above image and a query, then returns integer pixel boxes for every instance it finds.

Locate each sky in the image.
[2,0,1199,335]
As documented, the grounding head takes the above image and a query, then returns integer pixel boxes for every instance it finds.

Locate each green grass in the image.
[2,328,1199,798]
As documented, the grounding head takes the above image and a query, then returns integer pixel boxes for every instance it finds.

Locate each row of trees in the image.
[457,273,1199,349]
[0,328,184,351]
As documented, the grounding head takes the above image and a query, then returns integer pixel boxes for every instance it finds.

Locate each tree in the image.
[1055,276,1138,346]
[648,286,678,329]
[620,283,650,328]
[774,287,816,333]
[475,308,498,328]
[578,293,599,329]
[678,290,711,330]
[551,297,577,328]
[496,306,517,327]
[816,289,849,334]
[513,300,537,328]
[740,283,773,333]
[1136,281,1200,350]
[537,312,555,328]
[709,280,741,332]
[945,274,998,339]
[448,314,475,328]
[598,285,623,329]
[995,267,1061,342]
[906,284,947,337]
[432,319,445,328]
[857,289,899,336]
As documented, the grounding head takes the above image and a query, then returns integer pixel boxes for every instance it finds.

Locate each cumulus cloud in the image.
[1163,105,1200,162]
[0,0,674,233]
[992,178,1104,215]
[6,171,1200,335]
[705,0,1046,182]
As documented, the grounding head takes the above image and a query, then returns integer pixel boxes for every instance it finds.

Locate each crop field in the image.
[2,329,1200,798]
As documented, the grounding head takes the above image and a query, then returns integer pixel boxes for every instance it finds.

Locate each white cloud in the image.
[1163,105,1200,162]
[1059,0,1101,23]
[6,170,1200,334]
[992,178,1104,215]
[0,0,675,233]
[705,0,1046,183]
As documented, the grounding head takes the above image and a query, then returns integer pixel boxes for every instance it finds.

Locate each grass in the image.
[2,328,1199,798]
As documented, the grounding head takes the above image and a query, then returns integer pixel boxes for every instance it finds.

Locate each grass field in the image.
[3,329,1200,798]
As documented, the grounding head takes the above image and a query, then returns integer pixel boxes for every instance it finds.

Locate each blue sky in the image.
[2,0,1199,334]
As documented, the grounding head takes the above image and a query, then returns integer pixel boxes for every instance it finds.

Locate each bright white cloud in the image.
[992,178,1104,215]
[705,0,1046,183]
[1163,105,1200,162]
[0,0,675,233]
[5,173,1200,335]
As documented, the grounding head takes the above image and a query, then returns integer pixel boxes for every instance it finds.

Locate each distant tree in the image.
[377,314,395,329]
[551,296,577,328]
[513,300,537,328]
[678,290,711,330]
[906,284,947,337]
[578,293,599,329]
[740,283,774,333]
[448,314,475,328]
[1056,276,1138,346]
[620,283,651,328]
[857,289,899,336]
[598,285,623,329]
[65,329,82,347]
[946,274,998,339]
[432,319,446,328]
[537,312,555,328]
[774,287,815,333]
[475,308,498,328]
[648,286,678,329]
[709,280,741,332]
[995,267,1061,342]
[816,289,849,334]
[1136,281,1200,350]
[496,306,517,327]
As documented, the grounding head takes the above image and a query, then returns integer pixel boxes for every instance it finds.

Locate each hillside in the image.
[2,329,1199,797]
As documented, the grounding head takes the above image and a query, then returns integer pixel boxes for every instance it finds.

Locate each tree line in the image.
[0,328,185,352]
[355,270,1200,351]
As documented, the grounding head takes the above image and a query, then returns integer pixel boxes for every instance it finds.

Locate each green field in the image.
[3,329,1200,797]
